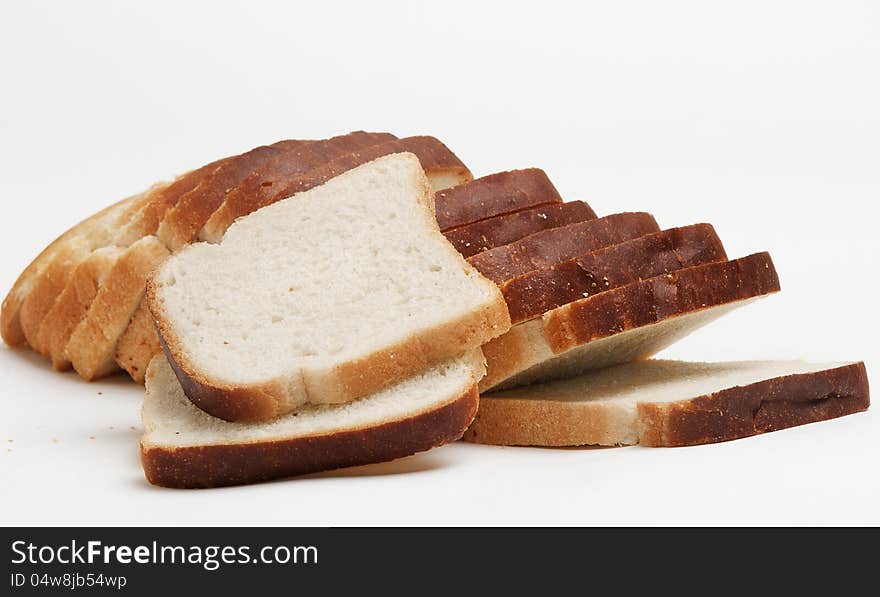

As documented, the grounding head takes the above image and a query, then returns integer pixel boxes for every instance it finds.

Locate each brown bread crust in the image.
[444,201,597,258]
[638,362,870,446]
[115,300,161,384]
[200,136,471,242]
[141,385,479,489]
[501,224,727,324]
[158,132,397,251]
[543,252,780,352]
[468,212,661,284]
[434,168,562,231]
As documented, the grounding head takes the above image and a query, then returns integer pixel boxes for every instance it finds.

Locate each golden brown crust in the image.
[444,201,597,258]
[115,300,161,384]
[638,362,870,446]
[141,384,480,489]
[500,224,727,324]
[468,212,661,284]
[200,136,470,242]
[66,237,170,381]
[434,168,562,232]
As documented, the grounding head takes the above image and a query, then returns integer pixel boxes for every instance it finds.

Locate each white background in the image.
[1,1,877,525]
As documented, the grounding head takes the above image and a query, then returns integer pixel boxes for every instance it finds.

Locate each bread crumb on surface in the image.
[88,436,95,440]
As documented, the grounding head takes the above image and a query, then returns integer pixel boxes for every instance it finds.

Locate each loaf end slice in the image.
[115,299,162,384]
[141,351,484,488]
[150,153,509,421]
[464,360,869,447]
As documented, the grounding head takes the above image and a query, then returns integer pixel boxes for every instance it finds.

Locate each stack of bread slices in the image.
[1,132,869,488]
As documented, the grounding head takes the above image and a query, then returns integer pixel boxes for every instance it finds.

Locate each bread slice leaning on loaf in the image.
[150,153,510,421]
[141,351,485,488]
[480,253,781,392]
[464,360,870,447]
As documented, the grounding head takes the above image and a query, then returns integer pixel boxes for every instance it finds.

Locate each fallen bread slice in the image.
[141,351,485,488]
[468,212,661,285]
[445,201,598,259]
[115,300,161,384]
[66,236,170,380]
[480,253,780,392]
[434,168,562,232]
[464,360,870,447]
[501,223,727,324]
[150,153,510,421]
[199,136,472,243]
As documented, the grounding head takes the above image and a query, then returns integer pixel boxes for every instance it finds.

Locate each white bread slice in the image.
[464,360,870,447]
[65,236,170,380]
[141,351,485,488]
[480,253,781,392]
[149,153,510,421]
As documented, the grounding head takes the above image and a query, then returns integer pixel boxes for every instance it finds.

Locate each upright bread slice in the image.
[150,153,510,421]
[500,224,727,324]
[115,300,161,384]
[445,201,598,258]
[434,168,563,231]
[6,195,141,348]
[480,253,781,392]
[33,246,125,370]
[157,132,397,252]
[464,360,870,447]
[66,236,170,380]
[468,212,661,284]
[199,136,472,243]
[142,351,485,488]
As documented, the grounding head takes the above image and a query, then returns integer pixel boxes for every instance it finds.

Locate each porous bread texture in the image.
[141,351,485,488]
[150,153,510,421]
[464,360,870,447]
[480,253,781,392]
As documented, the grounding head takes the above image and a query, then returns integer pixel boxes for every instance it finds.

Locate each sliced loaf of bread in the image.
[480,253,781,391]
[500,223,727,324]
[434,168,562,231]
[149,153,510,421]
[141,351,485,488]
[464,360,870,447]
[199,136,472,243]
[445,201,598,258]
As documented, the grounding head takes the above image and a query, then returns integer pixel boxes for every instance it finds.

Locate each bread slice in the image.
[500,223,727,324]
[65,236,170,380]
[141,351,485,488]
[480,253,781,392]
[464,360,870,447]
[115,300,160,384]
[157,132,397,252]
[150,153,510,421]
[32,246,125,369]
[434,168,562,231]
[199,136,472,243]
[468,212,661,284]
[445,201,597,258]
